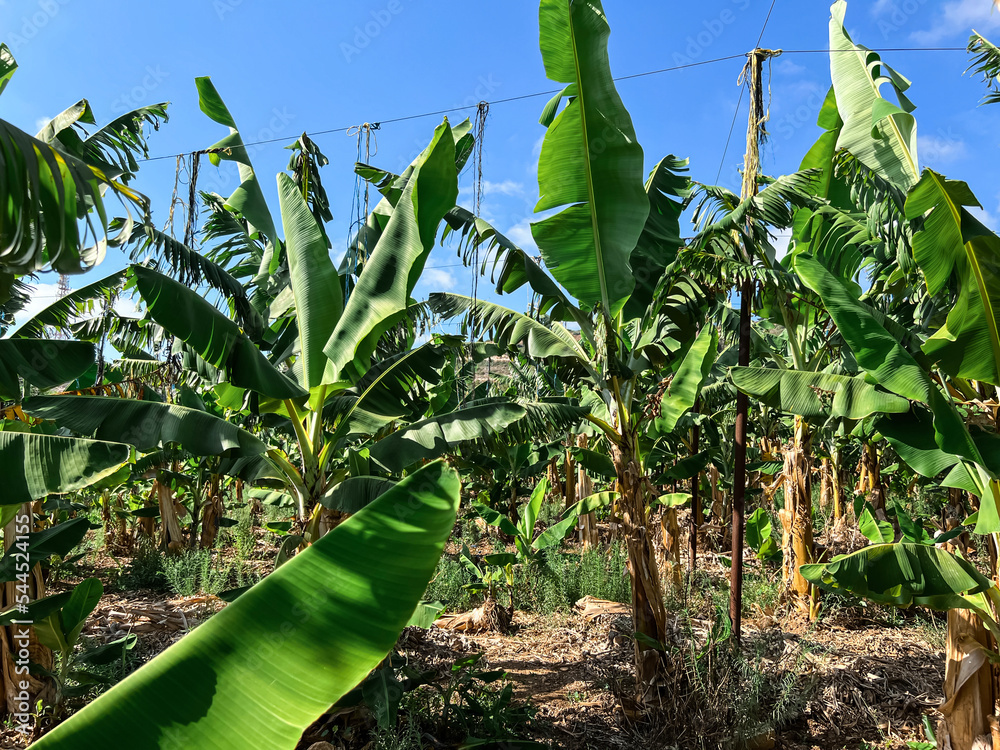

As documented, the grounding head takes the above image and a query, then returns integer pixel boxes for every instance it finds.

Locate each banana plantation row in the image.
[1,1,999,748]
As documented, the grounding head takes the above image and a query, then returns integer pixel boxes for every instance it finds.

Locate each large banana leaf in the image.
[906,170,1000,385]
[0,339,96,399]
[25,395,265,457]
[0,432,129,505]
[531,0,649,316]
[324,121,457,380]
[133,266,306,400]
[196,78,280,281]
[278,172,342,390]
[828,0,919,190]
[800,542,994,611]
[731,367,910,421]
[656,326,717,434]
[30,461,460,750]
[370,400,527,473]
[794,254,979,464]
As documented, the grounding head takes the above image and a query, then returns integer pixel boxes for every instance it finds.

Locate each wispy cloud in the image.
[775,59,806,76]
[507,219,538,253]
[421,268,456,291]
[918,134,968,164]
[911,0,1000,44]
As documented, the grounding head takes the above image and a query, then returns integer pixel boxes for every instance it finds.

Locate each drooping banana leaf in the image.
[0,339,96,399]
[828,0,920,190]
[133,265,306,400]
[794,254,980,465]
[30,461,460,750]
[11,269,128,338]
[800,543,995,612]
[324,121,458,380]
[427,293,591,366]
[369,400,527,474]
[25,395,265,457]
[122,225,263,338]
[278,172,343,391]
[968,32,1000,106]
[0,433,129,505]
[626,155,693,319]
[532,0,649,316]
[731,367,910,421]
[906,170,1000,385]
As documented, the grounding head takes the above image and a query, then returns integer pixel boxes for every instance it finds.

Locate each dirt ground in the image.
[0,538,947,750]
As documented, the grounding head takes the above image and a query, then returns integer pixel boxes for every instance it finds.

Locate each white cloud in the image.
[421,268,456,291]
[775,59,806,76]
[507,219,538,253]
[773,229,793,261]
[918,134,967,164]
[911,0,1000,44]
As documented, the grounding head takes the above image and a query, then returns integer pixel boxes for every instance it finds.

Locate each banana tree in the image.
[424,0,728,700]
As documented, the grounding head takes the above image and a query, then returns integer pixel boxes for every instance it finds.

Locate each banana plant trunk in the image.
[611,433,667,702]
[780,417,817,615]
[0,504,55,716]
[938,608,996,750]
[858,441,885,514]
[155,479,185,553]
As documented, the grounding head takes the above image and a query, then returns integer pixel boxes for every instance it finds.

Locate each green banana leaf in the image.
[427,294,591,365]
[656,326,717,433]
[794,254,979,464]
[196,77,280,280]
[324,121,458,379]
[532,0,649,316]
[25,395,265,457]
[731,367,910,420]
[800,542,994,611]
[369,400,527,474]
[0,433,129,505]
[31,461,460,750]
[828,0,919,190]
[0,340,96,399]
[626,155,692,320]
[906,170,1000,385]
[278,172,342,391]
[11,269,128,338]
[133,265,306,400]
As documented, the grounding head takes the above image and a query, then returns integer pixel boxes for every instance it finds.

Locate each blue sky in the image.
[4,0,1000,327]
